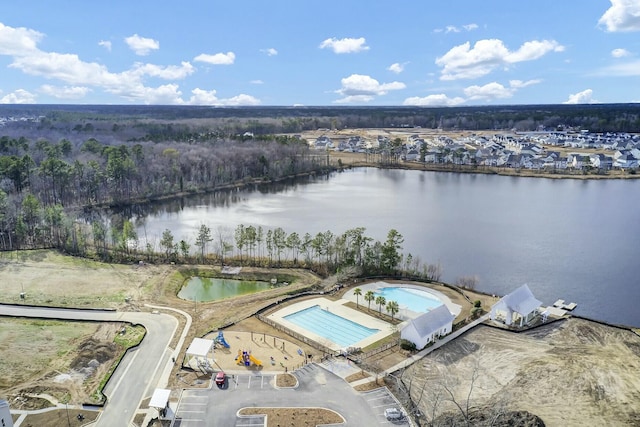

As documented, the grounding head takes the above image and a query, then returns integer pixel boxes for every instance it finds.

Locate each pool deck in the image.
[267,297,395,352]
[342,281,462,320]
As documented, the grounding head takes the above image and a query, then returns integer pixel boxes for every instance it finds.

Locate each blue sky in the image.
[1,0,639,106]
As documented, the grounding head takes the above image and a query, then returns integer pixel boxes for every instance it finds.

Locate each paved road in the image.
[0,304,178,427]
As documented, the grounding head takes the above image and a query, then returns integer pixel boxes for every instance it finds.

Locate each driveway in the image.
[0,304,178,427]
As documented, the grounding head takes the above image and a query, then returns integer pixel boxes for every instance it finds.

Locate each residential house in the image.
[400,305,455,350]
[490,284,542,327]
[314,135,333,150]
[614,153,639,169]
[589,153,613,170]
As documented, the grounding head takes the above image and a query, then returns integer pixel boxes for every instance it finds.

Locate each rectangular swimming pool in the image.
[284,305,379,348]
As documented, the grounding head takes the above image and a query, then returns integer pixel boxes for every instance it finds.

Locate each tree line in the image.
[0,131,331,251]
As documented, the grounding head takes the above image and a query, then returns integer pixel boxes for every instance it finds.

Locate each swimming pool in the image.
[375,287,443,313]
[284,305,379,348]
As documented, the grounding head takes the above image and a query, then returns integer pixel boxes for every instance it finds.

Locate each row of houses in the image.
[314,131,640,170]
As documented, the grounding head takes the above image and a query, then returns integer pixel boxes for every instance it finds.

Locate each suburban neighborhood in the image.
[312,129,640,171]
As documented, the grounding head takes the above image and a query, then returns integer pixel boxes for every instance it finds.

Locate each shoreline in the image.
[328,151,640,180]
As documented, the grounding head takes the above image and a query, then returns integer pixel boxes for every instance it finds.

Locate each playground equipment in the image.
[236,350,262,367]
[214,331,230,348]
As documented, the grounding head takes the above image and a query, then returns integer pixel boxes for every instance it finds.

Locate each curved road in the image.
[0,304,178,427]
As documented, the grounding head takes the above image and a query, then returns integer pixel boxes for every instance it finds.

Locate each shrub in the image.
[474,300,482,308]
[400,339,417,352]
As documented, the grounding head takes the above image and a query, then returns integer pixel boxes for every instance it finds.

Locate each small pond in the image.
[178,277,273,301]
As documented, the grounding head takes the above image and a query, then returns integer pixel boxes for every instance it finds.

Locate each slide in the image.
[235,350,243,365]
[249,354,263,367]
[217,331,230,348]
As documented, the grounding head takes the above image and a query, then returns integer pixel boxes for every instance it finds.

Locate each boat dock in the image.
[553,299,577,311]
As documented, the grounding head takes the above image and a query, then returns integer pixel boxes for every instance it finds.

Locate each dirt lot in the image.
[0,318,131,407]
[401,319,640,426]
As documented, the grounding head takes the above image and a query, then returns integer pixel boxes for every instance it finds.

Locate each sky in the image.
[0,0,639,106]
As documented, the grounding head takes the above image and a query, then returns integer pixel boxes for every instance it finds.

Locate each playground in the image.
[186,330,310,373]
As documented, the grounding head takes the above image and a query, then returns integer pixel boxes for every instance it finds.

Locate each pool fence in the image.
[257,313,337,357]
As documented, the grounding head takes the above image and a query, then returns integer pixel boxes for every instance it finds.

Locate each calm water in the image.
[177,277,272,301]
[284,305,379,347]
[132,168,640,327]
[375,287,443,313]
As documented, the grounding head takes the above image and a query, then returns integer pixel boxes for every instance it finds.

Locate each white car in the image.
[384,407,404,421]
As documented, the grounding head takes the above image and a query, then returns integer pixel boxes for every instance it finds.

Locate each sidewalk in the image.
[350,313,490,388]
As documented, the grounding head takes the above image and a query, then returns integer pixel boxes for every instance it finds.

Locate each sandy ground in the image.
[184,330,310,373]
[402,319,640,426]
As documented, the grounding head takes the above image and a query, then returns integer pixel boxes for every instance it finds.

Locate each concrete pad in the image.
[268,297,395,352]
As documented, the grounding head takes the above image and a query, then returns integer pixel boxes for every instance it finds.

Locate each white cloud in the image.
[436,39,564,80]
[319,37,369,54]
[250,80,264,84]
[0,22,42,56]
[509,79,542,89]
[505,40,565,62]
[98,40,112,52]
[563,89,599,104]
[464,82,514,100]
[188,88,260,106]
[334,95,375,104]
[223,94,261,106]
[388,62,406,74]
[599,0,640,32]
[125,34,159,56]
[611,48,631,57]
[130,61,195,79]
[40,85,90,99]
[0,23,258,105]
[0,89,36,104]
[403,94,465,106]
[436,23,479,34]
[261,48,278,56]
[334,74,405,103]
[463,79,542,101]
[10,51,114,86]
[194,51,235,65]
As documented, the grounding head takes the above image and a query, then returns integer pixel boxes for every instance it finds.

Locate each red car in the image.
[215,371,226,386]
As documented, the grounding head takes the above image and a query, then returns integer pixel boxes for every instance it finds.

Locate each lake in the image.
[131,168,640,327]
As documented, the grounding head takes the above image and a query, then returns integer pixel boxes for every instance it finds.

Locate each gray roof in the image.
[498,284,541,315]
[405,304,455,338]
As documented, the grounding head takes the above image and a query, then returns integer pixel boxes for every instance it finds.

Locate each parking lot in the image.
[171,364,411,426]
[362,388,410,425]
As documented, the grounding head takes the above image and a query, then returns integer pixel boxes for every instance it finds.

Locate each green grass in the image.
[113,325,146,348]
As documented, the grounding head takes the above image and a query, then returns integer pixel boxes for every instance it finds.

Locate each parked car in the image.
[215,371,226,386]
[384,407,404,421]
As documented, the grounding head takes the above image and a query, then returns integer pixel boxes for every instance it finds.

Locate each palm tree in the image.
[353,287,362,309]
[386,300,399,321]
[364,290,375,311]
[375,295,386,315]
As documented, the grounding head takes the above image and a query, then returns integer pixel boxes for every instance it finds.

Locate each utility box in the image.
[0,399,14,427]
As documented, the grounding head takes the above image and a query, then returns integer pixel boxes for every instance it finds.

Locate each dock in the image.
[553,299,577,311]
